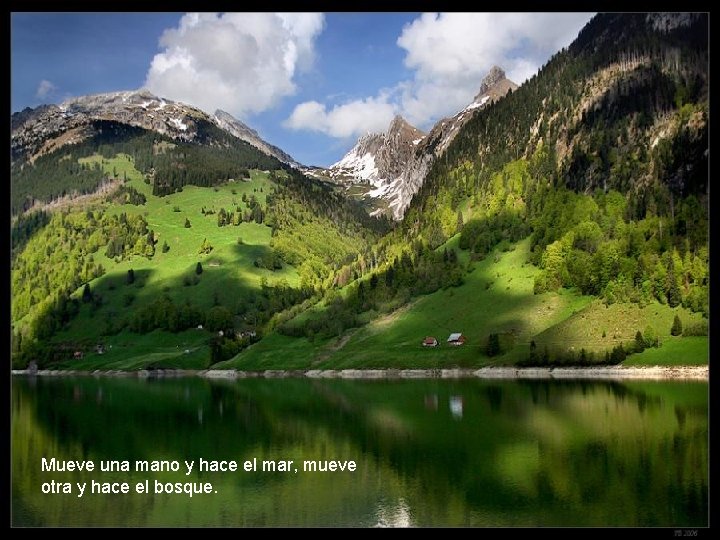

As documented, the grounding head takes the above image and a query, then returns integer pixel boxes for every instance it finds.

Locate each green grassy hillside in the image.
[217,238,584,369]
[11,152,309,369]
[15,153,705,371]
[218,237,707,370]
[52,155,296,339]
[12,145,390,370]
[11,14,708,372]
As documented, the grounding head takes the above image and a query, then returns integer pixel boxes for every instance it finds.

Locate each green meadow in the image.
[32,155,706,371]
[624,336,708,366]
[50,155,297,364]
[219,237,706,370]
[218,238,584,369]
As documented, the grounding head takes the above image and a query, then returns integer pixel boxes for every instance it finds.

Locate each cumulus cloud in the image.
[145,12,324,117]
[35,79,56,100]
[284,93,396,139]
[395,12,593,125]
[285,13,592,138]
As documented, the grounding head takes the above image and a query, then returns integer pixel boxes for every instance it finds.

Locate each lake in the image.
[12,376,708,527]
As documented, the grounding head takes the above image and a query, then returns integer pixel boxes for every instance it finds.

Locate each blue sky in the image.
[11,12,593,166]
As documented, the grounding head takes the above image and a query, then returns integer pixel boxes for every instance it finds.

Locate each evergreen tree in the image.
[671,314,683,336]
[198,238,213,254]
[82,283,92,303]
[162,241,170,253]
[385,265,395,287]
[196,262,203,275]
[486,333,500,356]
[528,340,538,363]
[542,346,550,365]
[635,330,646,352]
[126,269,135,285]
[184,217,191,228]
[667,265,682,307]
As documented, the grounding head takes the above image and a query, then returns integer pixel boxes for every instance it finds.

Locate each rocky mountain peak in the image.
[328,115,424,190]
[214,109,260,139]
[475,66,508,99]
[387,115,423,141]
[388,114,410,132]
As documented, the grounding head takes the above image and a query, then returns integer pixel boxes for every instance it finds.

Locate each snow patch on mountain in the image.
[332,150,379,181]
[169,117,188,131]
[326,67,518,220]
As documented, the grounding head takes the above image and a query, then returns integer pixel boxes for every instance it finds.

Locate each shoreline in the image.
[10,365,708,380]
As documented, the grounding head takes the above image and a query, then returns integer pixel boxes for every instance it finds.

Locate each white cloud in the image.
[395,13,593,125]
[285,13,593,138]
[145,12,324,118]
[284,94,396,139]
[35,79,56,100]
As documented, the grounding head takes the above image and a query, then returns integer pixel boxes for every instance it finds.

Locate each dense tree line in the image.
[265,169,390,290]
[12,118,283,213]
[11,153,107,214]
[407,14,707,221]
[11,121,150,214]
[276,242,464,340]
[516,323,667,367]
[215,194,264,227]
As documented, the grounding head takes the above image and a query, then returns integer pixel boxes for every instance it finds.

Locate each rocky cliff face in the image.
[328,67,517,219]
[213,109,299,167]
[328,115,425,213]
[11,89,299,167]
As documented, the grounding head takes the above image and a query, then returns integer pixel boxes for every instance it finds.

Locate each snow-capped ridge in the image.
[328,114,424,191]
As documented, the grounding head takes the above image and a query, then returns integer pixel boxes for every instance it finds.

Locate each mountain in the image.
[326,67,517,219]
[324,115,424,216]
[11,89,299,167]
[10,91,386,368]
[408,12,708,221]
[231,12,707,370]
[400,11,707,308]
[392,66,518,219]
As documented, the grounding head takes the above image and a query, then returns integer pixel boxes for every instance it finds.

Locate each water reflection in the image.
[449,396,463,419]
[12,377,708,527]
[424,394,438,411]
[375,497,412,527]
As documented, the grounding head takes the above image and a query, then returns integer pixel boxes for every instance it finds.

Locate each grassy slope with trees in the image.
[11,143,386,369]
[11,14,708,370]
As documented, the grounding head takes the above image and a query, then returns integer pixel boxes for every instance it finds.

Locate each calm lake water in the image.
[12,376,707,527]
